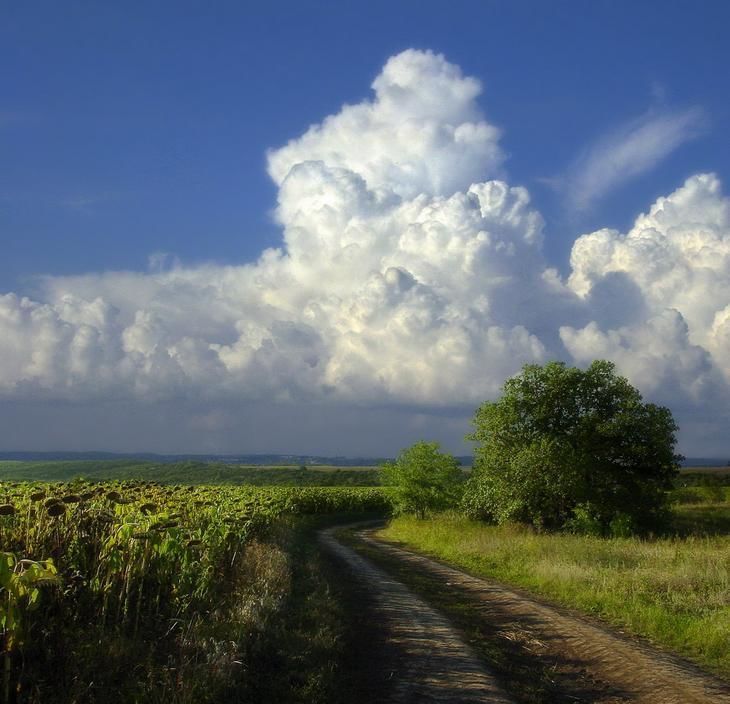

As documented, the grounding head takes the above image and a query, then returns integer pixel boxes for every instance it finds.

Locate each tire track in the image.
[318,526,514,704]
[359,530,730,704]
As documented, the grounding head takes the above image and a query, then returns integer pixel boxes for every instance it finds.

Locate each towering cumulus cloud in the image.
[1,50,729,452]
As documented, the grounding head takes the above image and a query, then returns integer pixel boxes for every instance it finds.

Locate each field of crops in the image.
[0,479,390,703]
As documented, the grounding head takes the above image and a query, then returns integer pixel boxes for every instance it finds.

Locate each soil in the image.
[320,522,730,704]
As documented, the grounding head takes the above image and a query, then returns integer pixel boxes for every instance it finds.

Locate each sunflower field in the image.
[0,480,390,703]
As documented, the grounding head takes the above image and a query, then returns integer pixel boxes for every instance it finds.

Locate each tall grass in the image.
[380,514,730,677]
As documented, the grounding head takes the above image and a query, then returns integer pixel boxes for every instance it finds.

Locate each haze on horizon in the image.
[2,2,730,457]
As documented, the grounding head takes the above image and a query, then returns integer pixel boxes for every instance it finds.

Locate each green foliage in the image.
[464,360,681,533]
[380,441,464,518]
[671,485,729,504]
[673,503,730,535]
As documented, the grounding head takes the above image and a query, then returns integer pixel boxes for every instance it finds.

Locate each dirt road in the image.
[319,526,514,703]
[321,523,730,704]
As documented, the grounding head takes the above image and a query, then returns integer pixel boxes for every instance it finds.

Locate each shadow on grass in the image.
[671,504,730,536]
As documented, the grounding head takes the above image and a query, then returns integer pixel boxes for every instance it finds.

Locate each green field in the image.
[678,467,730,485]
[0,460,381,486]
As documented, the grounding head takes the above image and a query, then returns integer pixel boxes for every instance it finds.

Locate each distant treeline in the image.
[0,451,390,465]
[0,450,725,467]
[0,450,475,466]
[0,456,726,489]
[0,459,382,486]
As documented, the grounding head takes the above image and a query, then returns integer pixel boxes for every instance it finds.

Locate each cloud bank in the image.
[2,50,728,453]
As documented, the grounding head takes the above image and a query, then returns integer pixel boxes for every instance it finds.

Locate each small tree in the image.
[381,441,464,518]
[463,360,681,534]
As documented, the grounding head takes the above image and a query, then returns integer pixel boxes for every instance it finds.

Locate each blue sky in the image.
[4,1,728,289]
[2,2,730,455]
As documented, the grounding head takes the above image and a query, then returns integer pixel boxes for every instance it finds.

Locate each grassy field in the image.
[379,506,730,678]
[678,467,730,486]
[0,460,381,486]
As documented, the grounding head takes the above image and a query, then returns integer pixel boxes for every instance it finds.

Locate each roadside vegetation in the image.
[383,362,683,535]
[379,510,730,678]
[380,441,464,518]
[464,360,681,534]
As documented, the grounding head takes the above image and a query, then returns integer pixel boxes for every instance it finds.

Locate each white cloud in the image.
[267,49,504,200]
[560,309,723,405]
[565,173,730,413]
[568,173,730,348]
[0,50,728,453]
[564,107,706,212]
[11,51,551,407]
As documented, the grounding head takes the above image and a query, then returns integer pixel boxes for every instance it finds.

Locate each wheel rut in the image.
[351,528,730,704]
[318,526,514,704]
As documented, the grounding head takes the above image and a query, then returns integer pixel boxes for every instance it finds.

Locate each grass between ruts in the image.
[378,514,730,679]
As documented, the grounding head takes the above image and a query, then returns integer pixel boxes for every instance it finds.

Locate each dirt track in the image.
[319,526,513,703]
[321,523,730,704]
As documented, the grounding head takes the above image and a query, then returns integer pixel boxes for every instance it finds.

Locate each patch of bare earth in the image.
[353,528,730,704]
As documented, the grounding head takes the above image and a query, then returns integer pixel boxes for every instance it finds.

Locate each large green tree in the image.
[381,441,464,518]
[463,360,681,534]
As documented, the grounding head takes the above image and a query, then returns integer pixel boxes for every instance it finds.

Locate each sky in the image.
[2,1,730,456]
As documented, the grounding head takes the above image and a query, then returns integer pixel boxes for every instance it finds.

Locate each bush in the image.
[380,442,464,518]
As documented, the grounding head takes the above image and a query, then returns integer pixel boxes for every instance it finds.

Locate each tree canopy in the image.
[381,441,464,518]
[463,360,681,534]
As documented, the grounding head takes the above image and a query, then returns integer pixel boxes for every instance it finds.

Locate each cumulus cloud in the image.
[568,174,730,346]
[0,49,728,453]
[560,310,722,405]
[563,107,706,212]
[3,50,554,409]
[268,49,504,200]
[564,173,730,410]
